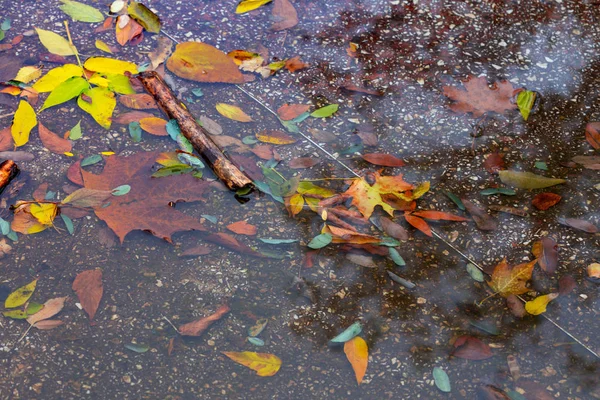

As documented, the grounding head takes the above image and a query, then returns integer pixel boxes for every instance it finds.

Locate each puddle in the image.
[0,0,599,398]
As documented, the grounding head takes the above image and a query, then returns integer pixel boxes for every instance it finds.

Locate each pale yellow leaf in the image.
[215,103,253,122]
[11,100,37,147]
[83,57,138,75]
[77,87,116,129]
[14,66,43,84]
[95,39,113,54]
[35,27,77,56]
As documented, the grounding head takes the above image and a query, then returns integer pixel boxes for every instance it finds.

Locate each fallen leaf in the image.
[488,259,536,297]
[0,238,11,259]
[127,1,161,33]
[27,296,68,325]
[0,54,23,83]
[531,192,561,210]
[379,216,408,240]
[113,111,155,124]
[33,319,64,330]
[179,244,212,257]
[451,335,493,360]
[11,100,37,147]
[506,294,526,318]
[311,104,338,118]
[40,76,88,111]
[216,103,253,122]
[14,66,42,83]
[115,16,144,46]
[38,122,72,154]
[411,210,468,221]
[585,122,600,150]
[516,90,536,121]
[326,225,380,245]
[531,237,558,274]
[77,87,116,129]
[443,76,517,117]
[404,213,432,237]
[462,199,498,231]
[277,103,310,120]
[72,269,103,321]
[498,170,565,189]
[139,117,168,136]
[202,232,264,257]
[119,93,157,110]
[82,151,210,242]
[346,253,376,268]
[557,217,597,233]
[178,304,230,336]
[148,36,173,69]
[271,0,298,31]
[32,64,82,92]
[59,0,104,23]
[571,155,600,170]
[483,153,505,174]
[94,39,114,54]
[525,293,558,315]
[361,153,405,167]
[226,221,257,235]
[288,157,319,169]
[222,351,281,376]
[558,275,576,295]
[0,126,13,151]
[432,367,451,393]
[344,172,413,219]
[4,279,37,308]
[11,203,54,234]
[167,42,245,84]
[285,56,308,72]
[344,336,368,385]
[255,129,295,144]
[35,28,77,56]
[236,0,273,14]
[330,321,362,343]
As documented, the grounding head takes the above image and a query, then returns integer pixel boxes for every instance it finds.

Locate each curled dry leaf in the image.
[361,153,405,167]
[178,304,230,336]
[226,220,257,236]
[531,192,561,210]
[72,269,103,321]
[38,122,72,154]
[27,296,68,325]
[451,335,493,360]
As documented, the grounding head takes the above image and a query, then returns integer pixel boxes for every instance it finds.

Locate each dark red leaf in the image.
[289,157,320,169]
[451,335,493,360]
[558,275,576,295]
[483,153,505,174]
[506,294,526,318]
[202,232,265,257]
[462,199,498,231]
[67,159,84,186]
[361,153,405,167]
[531,192,561,210]
[585,122,600,150]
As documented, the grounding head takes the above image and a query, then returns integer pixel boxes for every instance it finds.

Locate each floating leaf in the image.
[5,279,37,308]
[223,351,281,376]
[531,192,561,210]
[255,130,295,144]
[83,57,138,75]
[72,269,103,321]
[531,236,558,274]
[33,64,83,93]
[344,336,368,385]
[411,210,468,221]
[258,238,298,244]
[61,214,74,235]
[344,172,413,219]
[498,170,565,189]
[534,161,547,170]
[178,304,230,336]
[404,214,431,237]
[40,76,88,112]
[226,221,257,235]
[167,42,245,84]
[119,93,157,110]
[311,104,338,118]
[124,343,149,353]
[94,39,113,54]
[433,367,451,393]
[488,259,536,297]
[59,0,104,23]
[271,0,298,31]
[445,192,465,210]
[38,122,72,154]
[216,103,253,122]
[35,28,77,56]
[466,263,484,282]
[557,217,597,233]
[11,100,37,147]
[78,87,116,129]
[111,184,131,196]
[127,2,161,33]
[387,270,416,288]
[330,321,362,343]
[525,293,558,315]
[27,296,67,325]
[307,232,332,249]
[462,199,498,231]
[248,318,268,337]
[516,90,536,121]
[33,319,64,330]
[236,0,273,14]
[480,187,516,196]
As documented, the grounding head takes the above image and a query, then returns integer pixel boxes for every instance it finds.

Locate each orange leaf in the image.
[326,225,380,244]
[361,153,405,167]
[72,269,103,321]
[585,122,600,150]
[403,213,432,237]
[0,126,14,151]
[226,221,257,236]
[139,117,168,136]
[344,172,413,219]
[344,336,368,385]
[115,16,143,46]
[443,76,518,118]
[178,304,230,336]
[531,192,561,210]
[411,210,467,221]
[488,259,536,297]
[38,122,72,154]
[277,103,310,120]
[119,93,157,110]
[255,130,296,145]
[285,56,308,72]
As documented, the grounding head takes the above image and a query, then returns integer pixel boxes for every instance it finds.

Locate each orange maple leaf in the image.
[443,76,518,118]
[488,258,536,297]
[344,172,414,219]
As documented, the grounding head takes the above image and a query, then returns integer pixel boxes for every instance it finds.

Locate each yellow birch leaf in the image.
[77,87,116,129]
[95,39,113,54]
[344,336,368,385]
[30,203,58,226]
[235,0,273,14]
[288,193,304,216]
[11,100,37,147]
[525,293,558,315]
[32,64,83,93]
[35,28,77,56]
[5,279,38,308]
[83,57,138,75]
[14,66,43,84]
[215,103,253,122]
[222,351,282,376]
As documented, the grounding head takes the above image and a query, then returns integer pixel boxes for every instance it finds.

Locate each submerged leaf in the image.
[216,103,252,122]
[127,2,161,33]
[27,296,67,325]
[344,337,368,385]
[525,293,558,315]
[433,367,451,393]
[5,279,37,308]
[11,100,37,147]
[516,90,536,121]
[307,233,332,249]
[488,259,536,297]
[77,87,116,129]
[451,335,493,360]
[236,0,273,14]
[330,321,362,343]
[498,170,565,189]
[72,269,103,321]
[167,42,245,84]
[59,0,104,23]
[35,28,77,56]
[222,351,281,376]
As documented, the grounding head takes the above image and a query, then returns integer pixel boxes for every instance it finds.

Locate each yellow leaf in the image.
[11,100,37,147]
[77,87,116,129]
[95,39,113,54]
[344,336,368,385]
[488,259,536,297]
[344,172,413,219]
[5,280,38,308]
[32,64,83,93]
[30,203,58,226]
[101,151,115,156]
[64,152,74,156]
[288,193,304,216]
[255,130,296,145]
[35,27,77,56]
[235,0,273,14]
[222,351,281,376]
[88,74,110,87]
[215,103,253,122]
[525,293,558,315]
[83,57,138,75]
[14,66,43,84]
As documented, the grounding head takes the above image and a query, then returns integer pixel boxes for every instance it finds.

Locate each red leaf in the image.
[38,122,72,154]
[289,157,319,169]
[531,192,561,210]
[585,122,600,150]
[558,217,598,233]
[285,56,308,72]
[72,269,103,322]
[411,210,468,221]
[226,221,257,236]
[451,335,493,360]
[178,304,230,336]
[361,153,405,167]
[277,103,310,120]
[271,0,298,31]
[403,213,432,237]
[0,126,13,151]
[483,153,505,174]
[67,159,84,186]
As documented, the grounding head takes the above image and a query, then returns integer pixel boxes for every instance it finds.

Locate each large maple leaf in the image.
[488,259,536,297]
[443,76,518,118]
[81,151,211,243]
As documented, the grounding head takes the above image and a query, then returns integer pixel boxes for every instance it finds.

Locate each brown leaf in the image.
[558,275,576,295]
[518,380,555,400]
[0,126,14,151]
[0,54,23,83]
[72,269,103,321]
[531,192,561,210]
[178,304,230,336]
[82,151,210,243]
[585,122,600,150]
[113,111,156,125]
[361,153,405,167]
[341,83,382,96]
[139,117,168,136]
[271,0,298,31]
[355,128,378,146]
[33,319,64,330]
[285,56,308,72]
[277,103,310,121]
[476,385,512,400]
[531,236,558,274]
[506,294,526,318]
[451,335,493,360]
[27,296,68,325]
[483,153,505,174]
[571,155,600,170]
[0,238,12,259]
[250,144,273,160]
[148,36,173,70]
[203,232,265,257]
[462,199,498,231]
[95,17,114,33]
[38,122,72,154]
[67,159,84,186]
[32,182,49,202]
[411,210,468,221]
[179,244,212,257]
[379,216,408,240]
[557,217,598,233]
[443,76,518,117]
[289,157,319,169]
[226,220,257,235]
[116,16,144,46]
[119,93,157,110]
[198,115,223,136]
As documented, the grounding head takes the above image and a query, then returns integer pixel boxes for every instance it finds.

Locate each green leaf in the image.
[127,2,161,33]
[68,120,82,140]
[59,0,104,23]
[469,320,500,335]
[466,263,484,282]
[1,18,11,31]
[480,188,516,196]
[176,134,194,153]
[389,247,405,266]
[124,343,149,353]
[247,337,265,346]
[242,135,258,145]
[26,302,44,315]
[35,27,77,56]
[534,161,548,171]
[111,185,131,196]
[0,217,10,235]
[103,73,136,95]
[40,76,88,111]
[192,88,204,97]
[433,367,451,393]
[310,104,339,118]
[5,280,37,308]
[129,121,142,142]
[516,90,536,121]
[77,87,116,129]
[259,238,298,244]
[152,164,192,178]
[445,191,465,210]
[499,170,565,189]
[60,214,74,235]
[81,154,103,167]
[166,119,180,140]
[330,321,362,343]
[307,233,332,249]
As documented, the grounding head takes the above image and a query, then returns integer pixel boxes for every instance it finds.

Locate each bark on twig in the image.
[0,160,19,195]
[138,71,253,191]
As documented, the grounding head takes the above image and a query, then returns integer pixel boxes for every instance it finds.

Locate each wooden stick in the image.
[0,160,19,194]
[137,71,253,191]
